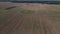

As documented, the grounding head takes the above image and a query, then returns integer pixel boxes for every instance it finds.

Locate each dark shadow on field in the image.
[5,6,16,10]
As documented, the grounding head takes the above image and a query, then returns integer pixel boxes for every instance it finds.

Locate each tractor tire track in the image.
[0,8,18,29]
[0,13,17,28]
[0,13,18,31]
[0,13,22,34]
[9,15,26,34]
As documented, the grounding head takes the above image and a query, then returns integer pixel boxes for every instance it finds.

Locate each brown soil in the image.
[0,2,60,34]
[13,3,49,11]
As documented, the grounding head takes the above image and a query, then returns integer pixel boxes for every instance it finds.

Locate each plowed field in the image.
[0,2,60,34]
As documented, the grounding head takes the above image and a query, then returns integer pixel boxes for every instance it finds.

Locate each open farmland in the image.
[0,2,60,34]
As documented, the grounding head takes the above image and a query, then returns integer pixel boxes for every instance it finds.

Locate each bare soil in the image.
[0,2,60,34]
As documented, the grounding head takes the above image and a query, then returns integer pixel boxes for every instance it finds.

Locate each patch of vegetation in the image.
[20,9,34,15]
